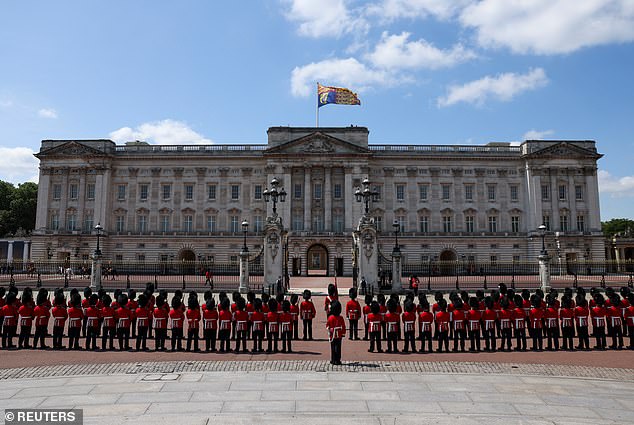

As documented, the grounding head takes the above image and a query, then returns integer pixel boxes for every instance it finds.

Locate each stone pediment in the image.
[35,141,110,159]
[264,132,370,155]
[523,142,602,160]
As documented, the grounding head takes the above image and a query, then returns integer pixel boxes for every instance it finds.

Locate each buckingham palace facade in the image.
[31,126,605,276]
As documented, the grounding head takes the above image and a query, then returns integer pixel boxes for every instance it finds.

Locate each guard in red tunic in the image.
[81,287,92,338]
[498,297,513,351]
[625,293,634,350]
[385,298,400,353]
[234,297,249,353]
[100,294,116,350]
[362,294,373,341]
[67,293,84,350]
[435,299,450,353]
[201,297,217,352]
[543,295,560,351]
[418,297,434,353]
[560,295,575,351]
[529,294,544,351]
[265,298,279,353]
[18,292,34,349]
[135,294,150,351]
[2,292,18,349]
[324,283,338,316]
[152,295,168,351]
[326,300,346,365]
[217,297,232,352]
[607,294,624,349]
[402,300,417,353]
[574,294,590,350]
[169,296,185,351]
[290,294,300,340]
[186,294,201,352]
[32,289,50,349]
[465,297,481,352]
[279,300,293,353]
[481,297,497,352]
[250,298,265,353]
[84,294,101,351]
[367,301,383,353]
[115,294,132,351]
[590,293,607,350]
[51,292,67,350]
[451,298,466,352]
[346,288,362,340]
[299,290,316,341]
[512,294,527,351]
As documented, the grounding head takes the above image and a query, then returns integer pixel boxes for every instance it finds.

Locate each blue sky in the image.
[1,0,633,220]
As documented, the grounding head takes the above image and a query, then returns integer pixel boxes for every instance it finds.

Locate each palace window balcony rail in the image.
[369,144,521,156]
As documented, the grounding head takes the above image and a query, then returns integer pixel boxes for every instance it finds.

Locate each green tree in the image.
[0,180,38,237]
[601,218,634,237]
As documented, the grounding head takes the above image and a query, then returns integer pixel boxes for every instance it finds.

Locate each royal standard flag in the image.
[318,83,361,108]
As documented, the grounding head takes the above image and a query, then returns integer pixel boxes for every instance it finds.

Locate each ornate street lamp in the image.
[392,219,401,254]
[263,177,287,216]
[94,223,103,256]
[538,224,547,256]
[241,219,249,252]
[354,177,379,216]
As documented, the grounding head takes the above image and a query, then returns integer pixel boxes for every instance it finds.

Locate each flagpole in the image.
[316,82,319,128]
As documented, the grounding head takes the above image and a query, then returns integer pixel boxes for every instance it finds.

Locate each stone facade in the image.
[31,126,605,276]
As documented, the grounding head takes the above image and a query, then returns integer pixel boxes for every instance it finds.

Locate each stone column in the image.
[304,166,312,231]
[391,248,402,292]
[7,241,14,263]
[344,168,353,231]
[539,253,551,293]
[353,218,378,292]
[239,249,249,294]
[35,168,51,231]
[22,241,30,268]
[91,252,102,292]
[264,215,284,289]
[324,166,332,231]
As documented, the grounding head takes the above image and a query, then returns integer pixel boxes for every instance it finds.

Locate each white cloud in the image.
[367,0,473,21]
[282,0,367,38]
[0,100,13,108]
[291,57,394,97]
[367,31,476,70]
[523,129,555,140]
[460,0,634,54]
[437,68,548,107]
[598,170,634,197]
[109,119,213,145]
[38,108,58,119]
[0,147,39,184]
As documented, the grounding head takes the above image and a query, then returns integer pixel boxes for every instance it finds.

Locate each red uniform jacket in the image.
[574,306,589,327]
[465,309,481,331]
[402,311,417,333]
[385,311,400,334]
[2,304,18,327]
[234,310,249,332]
[278,311,293,333]
[346,300,361,321]
[498,308,512,329]
[452,308,466,331]
[435,311,450,332]
[590,306,607,329]
[135,306,150,328]
[218,309,232,331]
[101,306,116,328]
[67,306,84,329]
[186,308,201,330]
[560,308,575,328]
[544,307,559,329]
[529,307,544,329]
[625,305,634,327]
[250,310,265,332]
[419,311,434,332]
[266,311,279,333]
[326,315,346,340]
[18,305,34,328]
[324,295,338,313]
[85,306,100,329]
[115,307,131,329]
[169,308,185,329]
[152,306,168,329]
[482,309,497,331]
[33,305,50,327]
[512,308,526,329]
[367,312,383,333]
[607,306,622,328]
[202,308,218,330]
[51,305,68,328]
[300,301,316,320]
[290,304,299,323]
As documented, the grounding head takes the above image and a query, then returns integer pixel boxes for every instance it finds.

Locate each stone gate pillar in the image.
[353,216,378,292]
[264,215,285,292]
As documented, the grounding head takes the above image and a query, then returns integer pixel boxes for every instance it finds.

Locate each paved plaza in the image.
[1,361,634,424]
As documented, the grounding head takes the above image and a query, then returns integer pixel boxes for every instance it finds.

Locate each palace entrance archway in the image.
[306,244,328,276]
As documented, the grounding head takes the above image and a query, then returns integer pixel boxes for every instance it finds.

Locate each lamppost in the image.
[239,220,249,293]
[537,224,550,293]
[91,222,103,291]
[263,177,287,216]
[354,177,379,216]
[392,220,400,253]
[391,219,402,292]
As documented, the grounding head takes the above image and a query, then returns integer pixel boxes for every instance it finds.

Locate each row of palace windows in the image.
[541,184,585,202]
[542,214,587,232]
